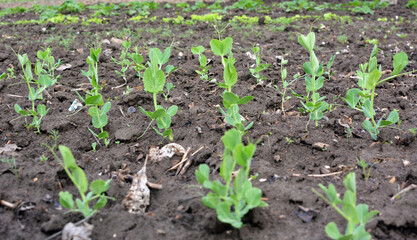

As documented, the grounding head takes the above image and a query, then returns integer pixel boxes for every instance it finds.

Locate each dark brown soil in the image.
[1,1,417,240]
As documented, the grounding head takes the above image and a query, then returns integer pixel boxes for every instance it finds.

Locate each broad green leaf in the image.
[157,114,171,129]
[166,65,175,74]
[191,46,205,54]
[344,88,361,108]
[59,145,77,168]
[223,92,239,107]
[380,110,399,126]
[344,172,356,193]
[220,154,234,183]
[37,104,48,116]
[216,202,243,228]
[392,52,408,76]
[151,108,166,119]
[311,51,319,72]
[365,69,381,90]
[362,100,375,119]
[303,62,313,75]
[98,131,109,139]
[59,191,74,209]
[245,188,262,207]
[212,180,227,196]
[210,37,233,56]
[224,58,237,87]
[305,75,313,92]
[368,56,377,73]
[237,95,254,105]
[93,195,107,210]
[315,76,324,91]
[14,104,29,116]
[90,179,108,194]
[122,41,131,49]
[342,202,359,224]
[195,164,210,184]
[233,168,246,193]
[161,47,171,65]
[222,129,242,151]
[72,167,88,194]
[38,74,51,86]
[370,44,378,57]
[143,67,166,94]
[101,102,111,115]
[202,192,220,209]
[85,94,104,106]
[233,144,249,168]
[325,222,342,239]
[166,105,178,116]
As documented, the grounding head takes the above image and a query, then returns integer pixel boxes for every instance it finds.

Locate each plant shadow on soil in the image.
[1,1,417,239]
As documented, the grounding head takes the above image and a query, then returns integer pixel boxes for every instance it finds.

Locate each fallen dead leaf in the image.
[148,143,185,162]
[62,222,93,240]
[123,157,150,215]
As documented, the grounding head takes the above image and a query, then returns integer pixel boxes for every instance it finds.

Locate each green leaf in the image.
[368,56,377,74]
[151,108,166,120]
[224,58,237,88]
[202,192,220,209]
[366,69,381,90]
[370,44,378,57]
[212,180,227,196]
[156,114,171,129]
[98,131,109,139]
[90,179,109,194]
[210,37,233,56]
[392,52,408,76]
[233,144,249,168]
[237,95,254,105]
[325,222,342,239]
[245,187,262,207]
[344,88,361,109]
[143,67,166,94]
[191,46,204,54]
[85,94,104,106]
[166,105,178,116]
[59,191,74,210]
[93,195,108,210]
[14,104,29,116]
[72,167,88,194]
[59,145,77,168]
[233,168,246,193]
[37,104,48,116]
[220,154,234,183]
[380,110,399,126]
[216,202,242,228]
[362,100,375,119]
[223,92,239,108]
[195,164,210,184]
[344,172,356,193]
[222,129,242,151]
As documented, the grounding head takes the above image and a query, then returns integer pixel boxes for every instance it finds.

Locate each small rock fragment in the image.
[110,37,123,45]
[403,160,410,167]
[312,142,330,150]
[62,222,94,240]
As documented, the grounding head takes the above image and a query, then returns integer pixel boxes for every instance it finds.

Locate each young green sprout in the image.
[138,47,178,141]
[196,129,268,228]
[313,172,379,240]
[297,32,329,128]
[13,47,61,133]
[275,57,298,114]
[191,45,211,81]
[342,45,416,140]
[249,46,270,84]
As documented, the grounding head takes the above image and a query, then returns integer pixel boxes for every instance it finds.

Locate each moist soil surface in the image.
[1,1,417,239]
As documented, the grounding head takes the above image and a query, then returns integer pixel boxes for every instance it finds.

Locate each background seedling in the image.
[195,129,268,228]
[313,172,379,240]
[13,47,61,133]
[297,32,329,128]
[46,145,114,218]
[191,45,211,81]
[111,40,132,88]
[275,57,298,113]
[79,48,112,147]
[138,46,178,141]
[1,156,20,178]
[210,37,254,132]
[342,45,416,140]
[249,46,270,84]
[357,159,372,184]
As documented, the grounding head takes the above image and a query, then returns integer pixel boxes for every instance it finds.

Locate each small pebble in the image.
[128,106,136,113]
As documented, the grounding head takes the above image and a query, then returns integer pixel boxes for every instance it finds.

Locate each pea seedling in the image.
[249,46,270,84]
[191,45,211,81]
[297,32,329,127]
[46,145,114,218]
[342,45,415,140]
[195,129,268,228]
[210,37,253,132]
[275,57,298,113]
[357,159,371,184]
[138,47,178,141]
[312,172,379,240]
[14,48,61,133]
[79,48,111,147]
[111,40,132,88]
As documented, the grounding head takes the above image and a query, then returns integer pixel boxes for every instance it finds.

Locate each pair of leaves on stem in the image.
[315,173,379,240]
[210,37,237,90]
[58,145,111,218]
[220,92,254,132]
[195,129,267,228]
